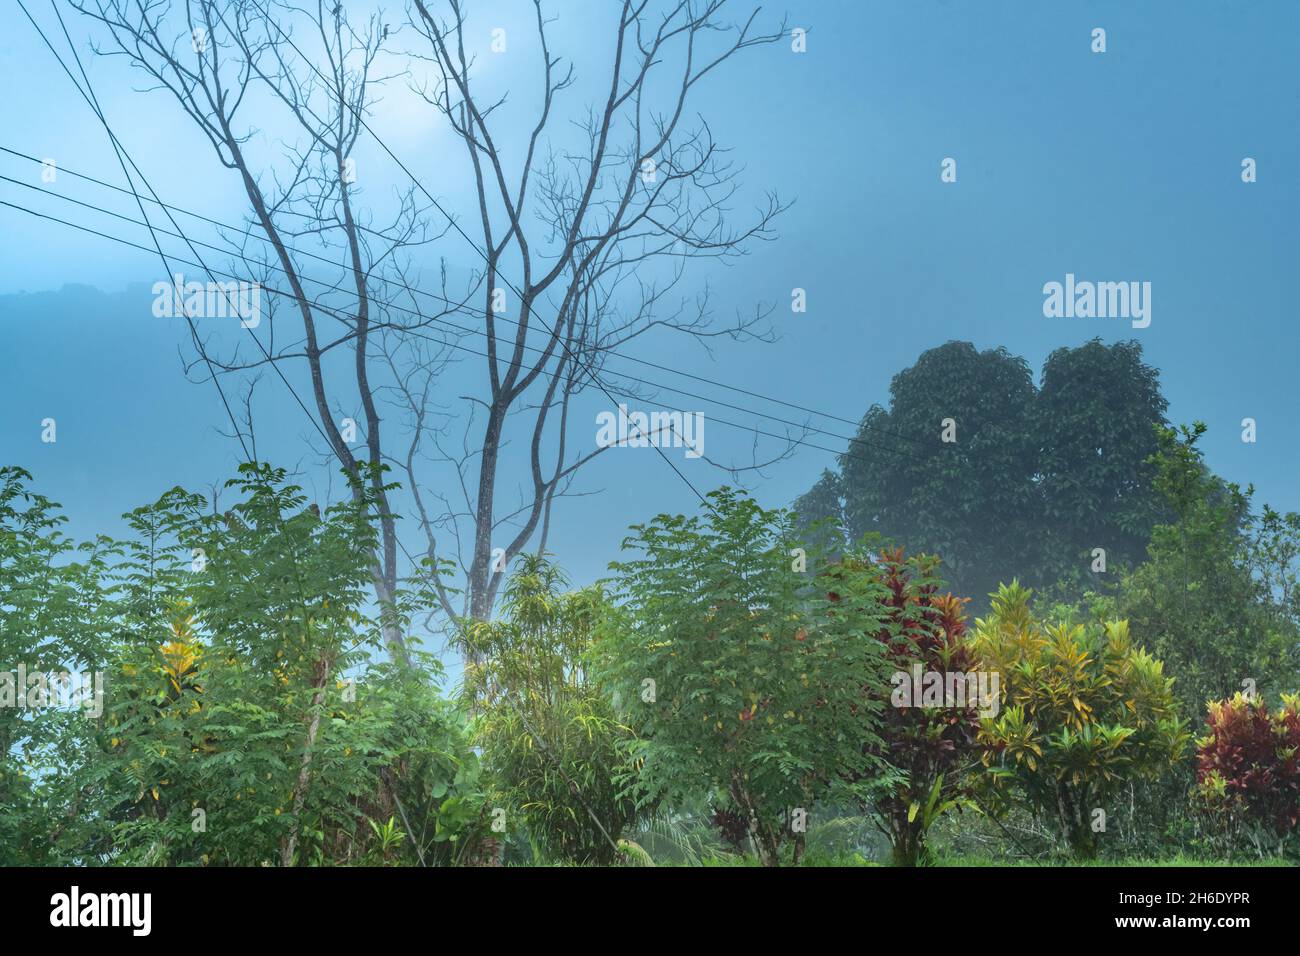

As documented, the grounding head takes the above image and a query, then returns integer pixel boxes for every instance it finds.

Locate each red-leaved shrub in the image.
[1195,693,1300,853]
[863,548,981,865]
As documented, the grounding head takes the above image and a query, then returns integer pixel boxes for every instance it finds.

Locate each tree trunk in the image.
[467,407,506,626]
[1057,783,1098,859]
[280,655,331,866]
[731,773,780,866]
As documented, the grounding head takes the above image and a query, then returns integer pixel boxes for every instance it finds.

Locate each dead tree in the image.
[406,0,792,624]
[72,0,470,657]
[73,0,797,642]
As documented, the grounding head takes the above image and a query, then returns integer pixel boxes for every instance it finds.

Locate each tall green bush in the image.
[459,554,638,864]
[2,464,486,866]
[970,582,1189,857]
[596,488,894,866]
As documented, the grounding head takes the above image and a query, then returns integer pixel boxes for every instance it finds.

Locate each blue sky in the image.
[1,0,1297,645]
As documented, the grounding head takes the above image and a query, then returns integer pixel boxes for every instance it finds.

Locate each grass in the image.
[696,850,880,867]
[930,854,1293,868]
[688,852,1292,867]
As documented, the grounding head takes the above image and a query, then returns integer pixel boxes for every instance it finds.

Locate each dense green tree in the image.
[836,342,1039,604]
[596,488,895,866]
[1034,339,1168,591]
[805,339,1171,607]
[458,554,638,865]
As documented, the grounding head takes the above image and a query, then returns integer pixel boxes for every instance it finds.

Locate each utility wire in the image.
[233,0,693,506]
[15,0,252,462]
[22,0,417,663]
[0,169,930,466]
[0,141,928,450]
[15,0,950,658]
[0,196,931,470]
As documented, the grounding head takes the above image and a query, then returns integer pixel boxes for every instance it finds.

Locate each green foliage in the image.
[1110,423,1300,718]
[970,582,1190,858]
[596,487,895,866]
[348,657,488,866]
[459,554,637,865]
[1,464,486,866]
[0,466,117,864]
[808,339,1169,608]
[620,807,734,866]
[7,411,1297,868]
[791,468,844,555]
[1033,339,1168,592]
[364,815,406,864]
[1059,423,1300,856]
[836,342,1039,606]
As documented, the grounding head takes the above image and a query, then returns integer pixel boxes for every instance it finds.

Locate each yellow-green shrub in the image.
[970,582,1189,857]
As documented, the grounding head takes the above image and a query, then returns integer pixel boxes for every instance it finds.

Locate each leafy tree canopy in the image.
[799,339,1169,606]
[596,488,896,866]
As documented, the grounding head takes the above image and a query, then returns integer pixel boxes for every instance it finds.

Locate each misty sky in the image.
[1,0,1296,651]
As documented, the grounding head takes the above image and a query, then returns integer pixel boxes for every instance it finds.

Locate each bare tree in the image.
[406,0,791,623]
[72,0,471,657]
[72,0,795,644]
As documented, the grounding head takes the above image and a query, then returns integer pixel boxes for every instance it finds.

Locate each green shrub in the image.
[3,463,486,866]
[970,582,1190,858]
[596,488,895,866]
[459,554,638,865]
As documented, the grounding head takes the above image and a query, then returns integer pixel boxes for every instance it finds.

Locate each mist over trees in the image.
[6,0,1298,876]
[67,0,792,649]
[794,338,1169,605]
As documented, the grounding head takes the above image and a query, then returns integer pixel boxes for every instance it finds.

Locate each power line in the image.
[230,0,708,503]
[0,145,471,314]
[0,168,930,467]
[0,141,928,451]
[17,0,947,626]
[15,0,253,462]
[22,0,417,662]
[0,197,928,470]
